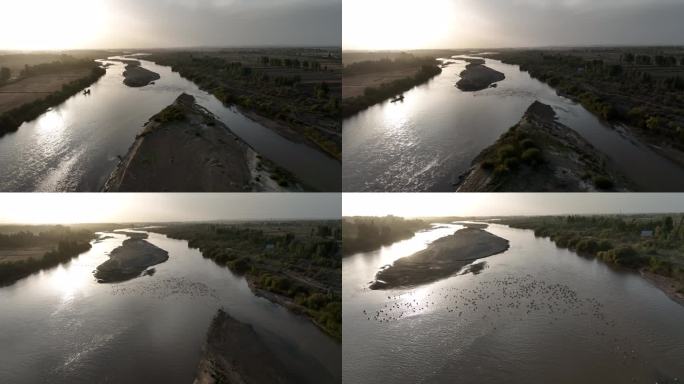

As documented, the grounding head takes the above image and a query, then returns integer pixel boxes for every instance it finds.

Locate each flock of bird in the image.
[109,277,219,300]
[358,274,653,370]
[362,274,616,331]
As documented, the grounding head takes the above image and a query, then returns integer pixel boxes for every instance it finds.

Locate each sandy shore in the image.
[457,101,629,191]
[641,270,684,307]
[120,59,160,87]
[370,228,510,289]
[456,59,505,91]
[103,93,301,192]
[94,235,169,283]
[193,309,299,384]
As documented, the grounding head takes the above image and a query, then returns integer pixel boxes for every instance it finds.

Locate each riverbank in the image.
[194,309,299,384]
[499,214,684,308]
[149,222,342,340]
[641,269,684,306]
[342,61,442,118]
[104,93,303,192]
[94,234,169,283]
[489,49,684,167]
[146,50,342,161]
[120,60,160,87]
[0,226,94,286]
[0,60,105,137]
[342,216,431,256]
[457,101,628,191]
[456,58,505,91]
[370,227,510,289]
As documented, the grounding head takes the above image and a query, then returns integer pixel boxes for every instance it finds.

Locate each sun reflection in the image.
[35,109,67,135]
[48,262,91,303]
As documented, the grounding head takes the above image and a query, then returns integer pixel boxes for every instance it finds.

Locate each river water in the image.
[342,57,684,192]
[0,57,340,192]
[342,223,684,383]
[0,231,340,384]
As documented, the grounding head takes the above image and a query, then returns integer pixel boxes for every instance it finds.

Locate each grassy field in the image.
[0,69,93,114]
[147,48,342,159]
[488,47,684,151]
[497,214,684,294]
[341,53,442,117]
[0,225,95,286]
[149,220,342,340]
[0,56,106,136]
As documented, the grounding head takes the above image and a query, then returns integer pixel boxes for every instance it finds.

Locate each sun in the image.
[343,0,456,50]
[0,0,108,50]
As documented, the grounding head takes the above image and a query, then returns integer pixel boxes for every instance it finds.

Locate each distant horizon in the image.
[0,194,341,225]
[0,217,341,226]
[343,193,684,218]
[0,45,342,54]
[344,0,684,51]
[344,212,684,219]
[342,44,684,53]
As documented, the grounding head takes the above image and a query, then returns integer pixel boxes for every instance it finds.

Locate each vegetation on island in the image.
[0,59,105,136]
[147,49,342,159]
[499,214,684,293]
[0,226,95,286]
[149,221,342,340]
[342,55,442,117]
[342,216,430,256]
[489,48,684,149]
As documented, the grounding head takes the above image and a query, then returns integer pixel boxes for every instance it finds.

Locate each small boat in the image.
[390,95,405,103]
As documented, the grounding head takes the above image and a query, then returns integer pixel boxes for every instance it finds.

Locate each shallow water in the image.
[342,223,684,383]
[0,57,340,191]
[342,57,684,191]
[0,231,340,383]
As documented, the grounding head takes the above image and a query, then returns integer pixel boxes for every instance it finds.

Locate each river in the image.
[342,56,684,191]
[342,223,684,383]
[0,230,340,383]
[0,57,340,192]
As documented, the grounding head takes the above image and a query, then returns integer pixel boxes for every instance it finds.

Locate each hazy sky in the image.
[0,194,340,224]
[0,0,341,50]
[343,193,684,217]
[343,0,684,50]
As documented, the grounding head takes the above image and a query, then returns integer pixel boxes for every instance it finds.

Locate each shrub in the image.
[521,148,542,164]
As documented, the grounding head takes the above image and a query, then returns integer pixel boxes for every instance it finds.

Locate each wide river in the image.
[343,223,684,383]
[0,56,340,192]
[0,231,341,383]
[343,57,684,191]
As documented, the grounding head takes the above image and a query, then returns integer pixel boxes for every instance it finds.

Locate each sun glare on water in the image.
[0,0,108,50]
[343,0,456,50]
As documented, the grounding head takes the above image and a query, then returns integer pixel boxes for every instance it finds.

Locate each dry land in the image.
[370,227,510,289]
[146,48,342,159]
[120,60,160,87]
[456,58,505,91]
[94,232,169,283]
[343,67,419,99]
[457,101,627,192]
[194,309,300,384]
[0,69,92,114]
[487,48,684,165]
[104,93,302,192]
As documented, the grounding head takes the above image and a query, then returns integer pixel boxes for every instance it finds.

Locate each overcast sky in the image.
[0,194,341,224]
[343,193,684,217]
[343,0,684,50]
[0,0,341,50]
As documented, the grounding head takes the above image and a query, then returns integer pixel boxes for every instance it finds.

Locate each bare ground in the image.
[0,69,92,114]
[343,67,420,99]
[370,228,510,289]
